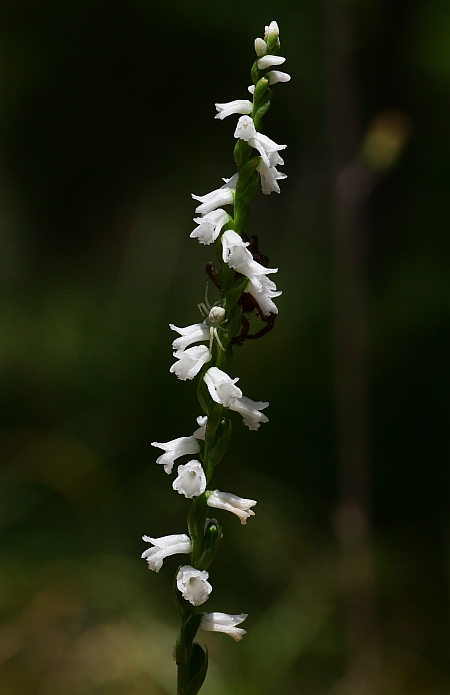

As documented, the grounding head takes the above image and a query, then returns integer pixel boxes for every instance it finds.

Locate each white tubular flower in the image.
[200,612,248,641]
[266,70,291,85]
[193,415,207,440]
[220,231,281,316]
[264,21,280,41]
[229,395,269,430]
[257,159,287,195]
[141,534,191,572]
[254,37,267,57]
[234,115,286,168]
[192,187,234,216]
[190,209,229,245]
[204,366,242,407]
[207,489,257,524]
[172,460,207,499]
[170,323,210,351]
[151,436,200,474]
[222,229,278,280]
[177,565,212,606]
[234,114,258,141]
[257,54,285,70]
[170,345,211,381]
[215,99,253,120]
[247,273,282,316]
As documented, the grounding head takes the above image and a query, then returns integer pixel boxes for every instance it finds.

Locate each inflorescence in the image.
[142,20,290,695]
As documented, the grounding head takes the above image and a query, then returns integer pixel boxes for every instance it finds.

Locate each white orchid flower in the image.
[172,460,207,499]
[207,489,257,524]
[170,322,210,351]
[151,436,200,474]
[234,115,286,168]
[203,367,242,407]
[141,534,191,572]
[177,565,212,606]
[200,612,248,641]
[170,345,211,381]
[215,99,253,120]
[229,395,269,430]
[190,209,229,245]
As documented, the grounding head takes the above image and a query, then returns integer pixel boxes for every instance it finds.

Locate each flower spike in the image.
[143,22,289,694]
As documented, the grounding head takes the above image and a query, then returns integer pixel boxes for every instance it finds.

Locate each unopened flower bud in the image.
[254,37,267,57]
[266,70,291,85]
[257,55,285,70]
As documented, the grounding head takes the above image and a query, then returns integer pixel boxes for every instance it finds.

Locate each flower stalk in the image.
[142,20,290,695]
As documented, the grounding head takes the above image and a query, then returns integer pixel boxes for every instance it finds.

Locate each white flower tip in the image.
[254,37,267,57]
[267,70,291,85]
[257,55,286,70]
[264,21,280,39]
[248,84,255,95]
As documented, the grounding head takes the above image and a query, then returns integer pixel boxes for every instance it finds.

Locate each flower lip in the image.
[203,366,242,407]
[141,534,192,572]
[151,436,200,474]
[177,565,212,606]
[172,459,207,499]
[191,209,229,245]
[207,489,257,524]
[200,611,248,641]
[215,99,253,120]
[170,345,211,381]
[170,322,210,351]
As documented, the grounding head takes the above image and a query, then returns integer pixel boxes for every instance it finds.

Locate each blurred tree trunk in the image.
[323,1,380,692]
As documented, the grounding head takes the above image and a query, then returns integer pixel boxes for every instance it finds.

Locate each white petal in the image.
[193,415,207,440]
[172,460,207,499]
[203,367,242,407]
[221,172,238,189]
[229,395,269,430]
[170,345,211,381]
[192,187,234,215]
[200,611,248,641]
[141,534,191,572]
[177,565,212,606]
[266,70,291,85]
[190,208,229,245]
[254,37,267,56]
[248,85,255,95]
[215,99,253,120]
[247,273,281,316]
[207,489,257,524]
[264,21,280,40]
[257,160,287,195]
[151,436,200,474]
[170,323,211,351]
[257,55,285,70]
[234,115,258,142]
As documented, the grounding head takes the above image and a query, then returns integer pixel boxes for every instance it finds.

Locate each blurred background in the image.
[0,1,449,693]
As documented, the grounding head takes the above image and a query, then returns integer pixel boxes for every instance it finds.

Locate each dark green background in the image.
[0,1,449,694]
